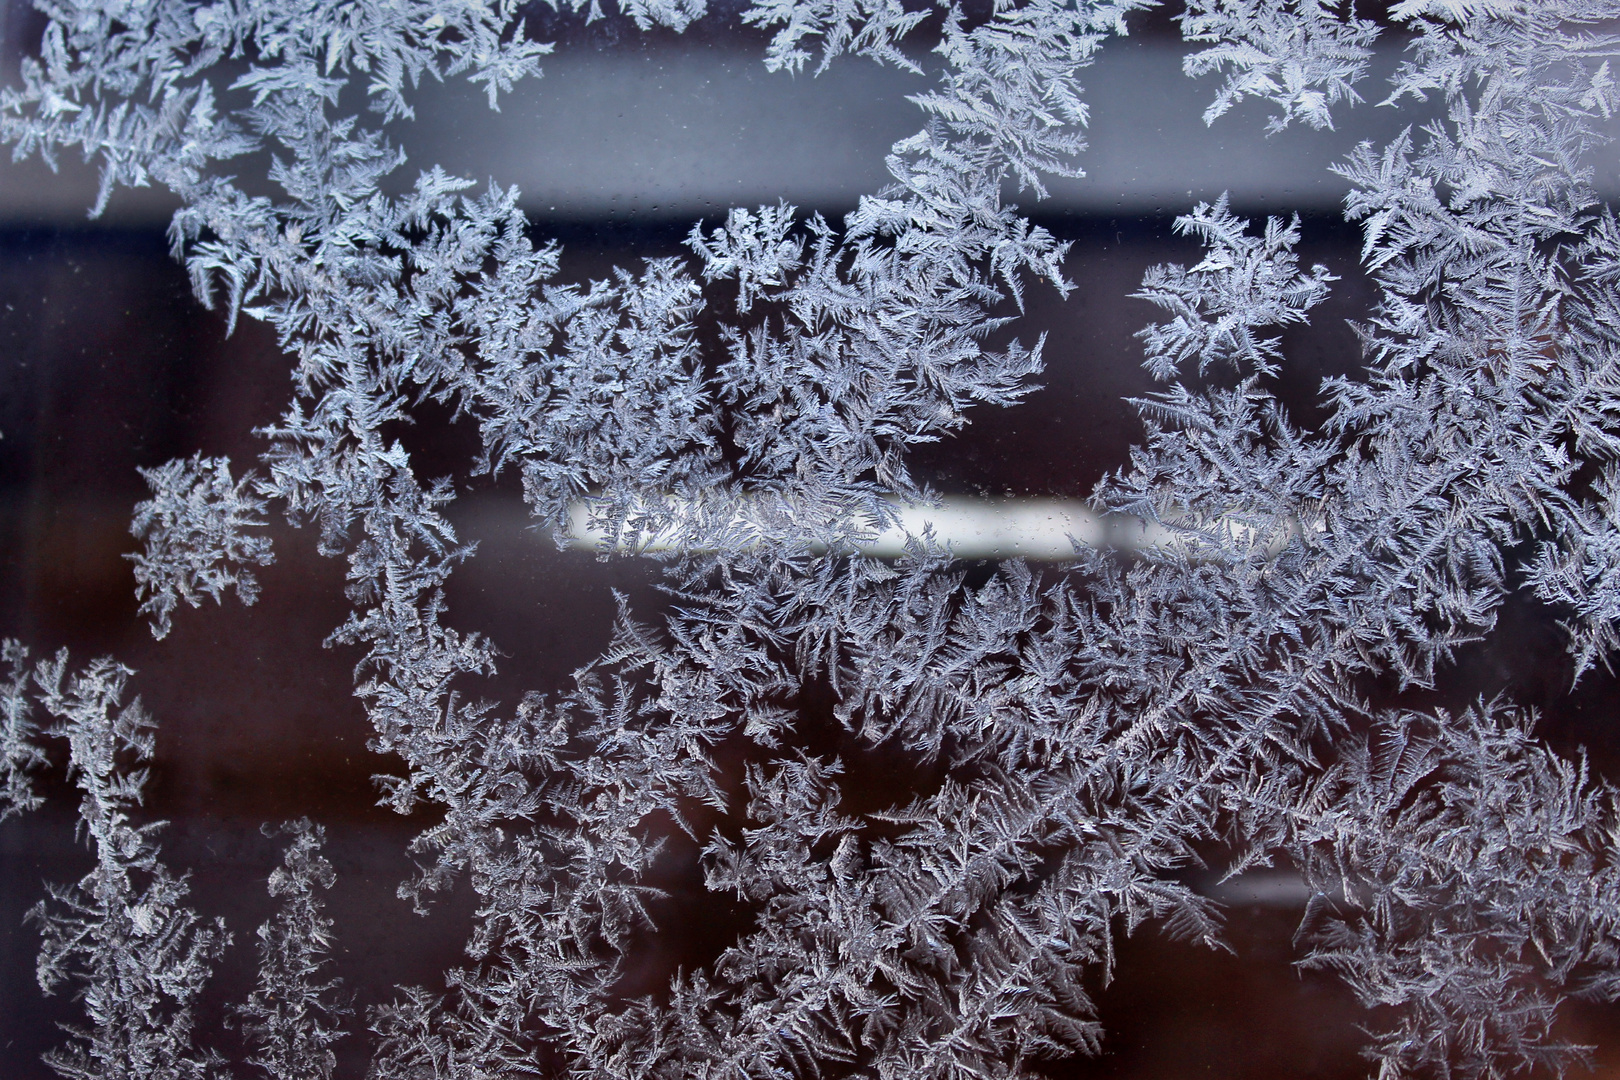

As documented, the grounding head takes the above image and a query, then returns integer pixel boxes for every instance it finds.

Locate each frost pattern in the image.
[128,454,275,641]
[1276,705,1620,1079]
[2,2,1620,1080]
[1,639,45,820]
[25,650,230,1080]
[1132,195,1335,379]
[235,820,350,1080]
[1179,0,1378,131]
[744,0,930,73]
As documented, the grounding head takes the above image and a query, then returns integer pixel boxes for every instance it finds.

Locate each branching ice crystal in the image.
[23,647,230,1080]
[235,820,350,1080]
[129,454,276,641]
[3,1,1620,1079]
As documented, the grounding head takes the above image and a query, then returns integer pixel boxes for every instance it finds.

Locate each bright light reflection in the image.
[561,496,1284,560]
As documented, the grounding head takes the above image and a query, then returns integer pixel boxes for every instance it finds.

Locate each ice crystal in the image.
[3,1,1620,1078]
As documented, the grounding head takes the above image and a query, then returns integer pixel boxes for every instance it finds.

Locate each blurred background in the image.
[1,2,1618,1078]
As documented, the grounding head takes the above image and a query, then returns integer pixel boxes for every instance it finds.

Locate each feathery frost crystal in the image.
[3,0,1620,1078]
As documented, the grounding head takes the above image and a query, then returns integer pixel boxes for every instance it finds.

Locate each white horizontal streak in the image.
[563,495,1305,560]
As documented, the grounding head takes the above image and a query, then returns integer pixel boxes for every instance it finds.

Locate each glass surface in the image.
[1,3,1619,1079]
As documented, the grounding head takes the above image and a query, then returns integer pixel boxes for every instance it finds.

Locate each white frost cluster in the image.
[3,2,1620,1079]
